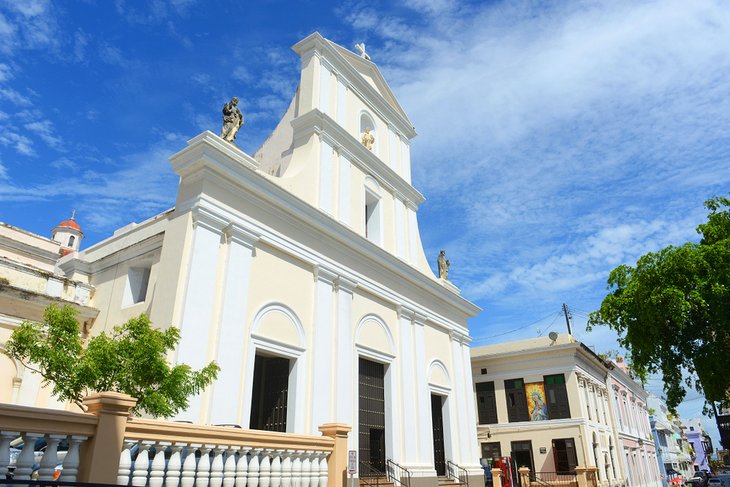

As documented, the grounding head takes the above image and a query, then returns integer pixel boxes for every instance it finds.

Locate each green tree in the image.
[5,305,220,418]
[588,196,730,414]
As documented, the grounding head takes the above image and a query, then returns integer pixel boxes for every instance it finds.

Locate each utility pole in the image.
[562,303,573,336]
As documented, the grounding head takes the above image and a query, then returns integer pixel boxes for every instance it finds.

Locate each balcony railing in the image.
[0,392,351,487]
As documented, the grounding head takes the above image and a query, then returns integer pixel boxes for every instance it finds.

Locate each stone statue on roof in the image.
[221,97,244,143]
[437,250,450,280]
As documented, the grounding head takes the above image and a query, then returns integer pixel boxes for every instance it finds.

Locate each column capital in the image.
[191,205,228,233]
[225,223,260,249]
[313,264,338,285]
[334,275,356,294]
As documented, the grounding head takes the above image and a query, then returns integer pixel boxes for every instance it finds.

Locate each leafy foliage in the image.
[588,196,730,413]
[5,306,219,418]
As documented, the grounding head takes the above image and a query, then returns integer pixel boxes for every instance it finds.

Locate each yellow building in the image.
[471,334,627,486]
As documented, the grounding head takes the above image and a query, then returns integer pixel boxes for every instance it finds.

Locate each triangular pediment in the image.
[326,40,412,125]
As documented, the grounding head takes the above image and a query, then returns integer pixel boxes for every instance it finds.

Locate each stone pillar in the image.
[319,423,352,487]
[518,467,530,487]
[491,468,503,487]
[78,392,137,484]
[575,466,589,487]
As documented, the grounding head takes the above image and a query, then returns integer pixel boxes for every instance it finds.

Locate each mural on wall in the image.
[526,382,549,421]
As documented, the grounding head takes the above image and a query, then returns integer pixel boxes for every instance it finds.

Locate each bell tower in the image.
[51,211,83,255]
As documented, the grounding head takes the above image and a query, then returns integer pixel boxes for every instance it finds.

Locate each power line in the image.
[472,310,562,342]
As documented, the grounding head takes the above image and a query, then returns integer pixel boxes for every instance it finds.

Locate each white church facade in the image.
[0,33,482,486]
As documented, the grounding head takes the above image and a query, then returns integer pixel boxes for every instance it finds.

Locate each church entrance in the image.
[431,394,446,476]
[250,354,290,432]
[359,357,386,474]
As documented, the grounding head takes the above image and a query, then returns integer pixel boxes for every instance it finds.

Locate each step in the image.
[438,477,465,487]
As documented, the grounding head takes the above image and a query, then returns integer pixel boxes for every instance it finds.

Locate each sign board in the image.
[348,450,357,474]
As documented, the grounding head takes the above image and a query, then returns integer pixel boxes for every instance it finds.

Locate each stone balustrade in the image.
[0,392,350,487]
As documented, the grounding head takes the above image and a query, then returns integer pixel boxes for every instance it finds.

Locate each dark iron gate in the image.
[359,357,386,474]
[250,354,290,432]
[431,394,446,476]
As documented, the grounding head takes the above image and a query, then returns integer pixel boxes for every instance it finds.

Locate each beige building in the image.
[0,219,97,407]
[1,33,482,487]
[471,334,627,486]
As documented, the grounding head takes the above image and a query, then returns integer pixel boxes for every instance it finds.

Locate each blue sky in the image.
[1,0,729,448]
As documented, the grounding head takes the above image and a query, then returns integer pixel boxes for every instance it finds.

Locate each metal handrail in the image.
[446,460,469,487]
[386,459,412,487]
[359,460,387,487]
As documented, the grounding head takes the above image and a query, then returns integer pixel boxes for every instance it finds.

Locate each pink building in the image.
[607,359,662,487]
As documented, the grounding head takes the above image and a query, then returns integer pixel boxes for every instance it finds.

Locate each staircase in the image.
[438,476,466,487]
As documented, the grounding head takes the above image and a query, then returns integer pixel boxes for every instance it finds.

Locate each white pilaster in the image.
[338,153,351,226]
[319,138,334,214]
[413,315,433,465]
[400,138,411,183]
[388,127,398,172]
[394,196,406,260]
[334,276,356,448]
[209,224,260,426]
[461,342,480,465]
[407,205,419,265]
[319,62,332,117]
[398,308,418,463]
[175,207,226,422]
[336,77,347,127]
[310,266,336,433]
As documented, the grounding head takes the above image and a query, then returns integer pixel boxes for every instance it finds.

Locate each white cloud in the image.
[0,140,180,233]
[0,130,34,156]
[0,87,31,106]
[24,120,63,150]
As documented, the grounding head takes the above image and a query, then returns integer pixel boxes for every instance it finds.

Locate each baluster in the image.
[248,450,261,487]
[319,453,328,487]
[61,435,86,482]
[167,444,184,487]
[0,431,19,480]
[236,448,251,487]
[260,451,272,487]
[150,442,170,487]
[14,432,43,480]
[270,451,282,487]
[196,445,212,487]
[132,442,152,487]
[38,434,64,480]
[309,453,319,487]
[281,452,293,487]
[118,440,135,485]
[291,451,302,487]
[210,447,225,487]
[223,447,238,487]
[300,452,311,487]
[182,444,200,487]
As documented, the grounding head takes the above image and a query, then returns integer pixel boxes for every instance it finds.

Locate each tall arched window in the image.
[68,235,75,247]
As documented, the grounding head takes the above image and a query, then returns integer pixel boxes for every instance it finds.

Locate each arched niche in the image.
[250,303,306,350]
[354,314,395,359]
[427,359,451,392]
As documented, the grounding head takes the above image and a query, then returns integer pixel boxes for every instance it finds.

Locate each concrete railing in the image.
[0,392,351,487]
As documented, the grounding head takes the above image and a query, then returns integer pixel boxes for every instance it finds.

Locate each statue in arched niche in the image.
[361,127,375,151]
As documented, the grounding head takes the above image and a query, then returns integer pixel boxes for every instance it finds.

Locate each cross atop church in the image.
[354,43,371,61]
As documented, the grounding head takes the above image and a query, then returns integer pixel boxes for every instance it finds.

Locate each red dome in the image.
[56,218,81,231]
